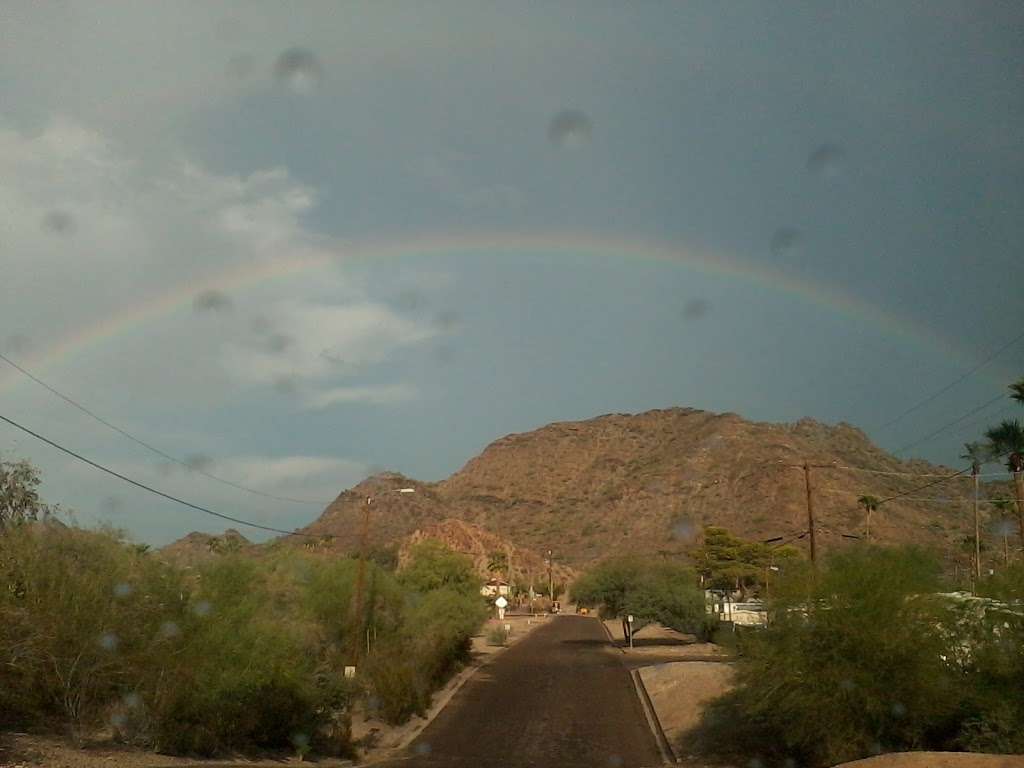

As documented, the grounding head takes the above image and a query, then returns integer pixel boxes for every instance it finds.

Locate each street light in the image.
[352,487,416,660]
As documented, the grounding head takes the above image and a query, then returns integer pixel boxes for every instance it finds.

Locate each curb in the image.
[630,668,677,766]
[598,617,626,653]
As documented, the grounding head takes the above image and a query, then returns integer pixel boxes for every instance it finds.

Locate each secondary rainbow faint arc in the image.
[2,233,970,390]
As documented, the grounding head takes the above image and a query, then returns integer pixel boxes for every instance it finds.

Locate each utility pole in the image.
[972,469,982,582]
[803,462,818,567]
[547,549,554,602]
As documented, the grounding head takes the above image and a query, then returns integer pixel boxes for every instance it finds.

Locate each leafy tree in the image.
[571,556,705,633]
[398,541,480,597]
[486,550,509,580]
[690,526,801,597]
[0,458,49,530]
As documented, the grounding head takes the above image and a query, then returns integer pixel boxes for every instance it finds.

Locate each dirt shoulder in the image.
[834,754,1024,768]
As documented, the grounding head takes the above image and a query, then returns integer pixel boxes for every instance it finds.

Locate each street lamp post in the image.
[351,487,415,660]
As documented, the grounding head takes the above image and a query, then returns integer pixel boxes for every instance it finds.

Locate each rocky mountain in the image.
[288,407,1009,569]
[158,527,253,567]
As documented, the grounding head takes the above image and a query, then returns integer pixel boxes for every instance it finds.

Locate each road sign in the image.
[495,596,508,609]
[627,615,634,623]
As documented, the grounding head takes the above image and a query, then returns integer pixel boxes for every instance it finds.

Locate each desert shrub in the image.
[362,645,429,723]
[398,541,481,596]
[571,556,704,633]
[694,546,964,767]
[486,625,510,646]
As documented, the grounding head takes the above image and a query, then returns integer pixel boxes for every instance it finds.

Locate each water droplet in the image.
[123,692,142,709]
[869,741,883,755]
[607,755,623,768]
[110,712,127,729]
[273,375,299,396]
[291,732,310,748]
[226,54,255,80]
[3,334,31,355]
[396,290,424,312]
[192,600,212,617]
[192,290,232,313]
[98,632,119,651]
[891,701,907,718]
[746,759,765,768]
[265,333,293,354]
[251,314,272,334]
[184,454,215,473]
[434,310,460,331]
[807,143,846,178]
[101,496,124,516]
[992,519,1015,537]
[770,228,802,259]
[681,298,710,321]
[783,759,798,768]
[367,694,381,711]
[839,678,856,692]
[113,582,133,599]
[42,210,75,236]
[671,518,697,541]
[548,110,592,147]
[434,344,455,365]
[158,621,181,639]
[274,48,322,94]
[413,741,431,756]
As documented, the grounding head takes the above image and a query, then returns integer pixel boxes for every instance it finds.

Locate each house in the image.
[481,578,510,598]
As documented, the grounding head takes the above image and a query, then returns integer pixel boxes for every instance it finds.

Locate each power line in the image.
[875,328,1024,432]
[0,412,314,538]
[0,352,332,506]
[893,393,1007,456]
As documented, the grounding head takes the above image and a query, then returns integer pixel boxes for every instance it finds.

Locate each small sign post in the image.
[495,595,508,621]
[627,615,634,649]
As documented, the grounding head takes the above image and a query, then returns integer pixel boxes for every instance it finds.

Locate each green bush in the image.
[571,556,705,633]
[486,625,510,646]
[693,546,975,767]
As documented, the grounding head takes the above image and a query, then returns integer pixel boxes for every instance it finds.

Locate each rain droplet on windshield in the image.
[192,600,213,617]
[770,228,802,259]
[192,289,233,313]
[548,110,592,147]
[98,632,119,651]
[807,143,846,178]
[265,333,293,354]
[671,518,697,542]
[273,375,299,396]
[434,310,460,331]
[42,210,75,236]
[274,48,322,94]
[681,299,710,321]
[184,454,215,472]
[113,582,133,599]
[3,334,32,355]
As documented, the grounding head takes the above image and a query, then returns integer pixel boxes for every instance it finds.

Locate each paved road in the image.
[380,615,663,768]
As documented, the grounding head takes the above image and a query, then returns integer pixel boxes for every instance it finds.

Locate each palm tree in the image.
[961,441,987,579]
[857,495,880,542]
[984,419,1024,552]
[1009,377,1024,405]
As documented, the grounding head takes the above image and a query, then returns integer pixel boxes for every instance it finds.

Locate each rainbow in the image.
[0,232,979,391]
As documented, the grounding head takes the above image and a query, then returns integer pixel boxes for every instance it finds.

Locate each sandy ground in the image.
[637,661,735,752]
[834,754,1024,768]
[602,619,731,662]
[0,614,551,768]
[354,612,549,764]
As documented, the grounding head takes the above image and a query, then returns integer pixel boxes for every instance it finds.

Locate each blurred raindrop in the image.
[367,694,381,712]
[274,48,323,94]
[41,210,75,236]
[413,742,431,756]
[123,692,142,709]
[770,228,802,259]
[101,495,124,516]
[192,289,233,313]
[434,344,455,366]
[746,759,765,768]
[891,701,907,718]
[251,314,272,334]
[839,678,856,692]
[608,755,623,768]
[98,632,119,651]
[434,309,460,331]
[110,712,127,729]
[265,333,293,354]
[807,143,846,178]
[273,375,299,396]
[192,600,212,617]
[671,517,697,542]
[3,334,31,355]
[783,759,798,768]
[156,461,176,477]
[113,582,133,599]
[291,732,310,749]
[226,54,255,80]
[991,519,1015,537]
[397,290,424,312]
[158,621,181,639]
[184,454,215,473]
[548,109,592,147]
[681,298,710,321]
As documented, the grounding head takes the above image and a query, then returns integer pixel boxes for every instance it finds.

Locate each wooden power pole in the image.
[803,462,818,567]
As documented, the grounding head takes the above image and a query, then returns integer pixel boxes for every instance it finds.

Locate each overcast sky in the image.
[1,1,1022,545]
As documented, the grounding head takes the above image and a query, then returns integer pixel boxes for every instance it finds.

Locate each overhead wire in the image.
[0,412,315,538]
[0,351,332,506]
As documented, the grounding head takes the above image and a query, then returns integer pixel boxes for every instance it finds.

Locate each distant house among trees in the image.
[481,578,510,598]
